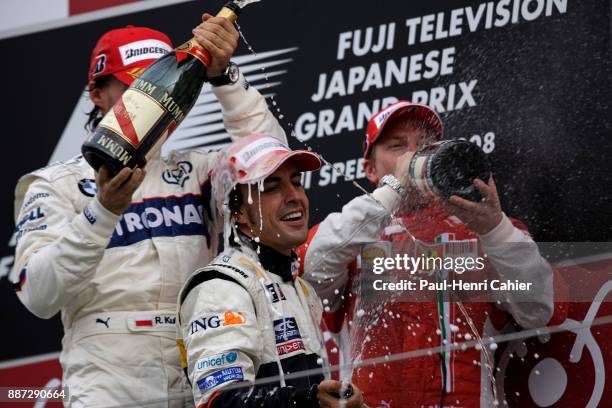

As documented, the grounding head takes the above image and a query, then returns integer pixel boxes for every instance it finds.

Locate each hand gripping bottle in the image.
[82,1,253,174]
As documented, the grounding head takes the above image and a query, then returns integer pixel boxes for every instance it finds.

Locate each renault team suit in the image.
[178,241,327,407]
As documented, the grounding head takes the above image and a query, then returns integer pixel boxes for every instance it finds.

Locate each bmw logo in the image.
[78,179,97,197]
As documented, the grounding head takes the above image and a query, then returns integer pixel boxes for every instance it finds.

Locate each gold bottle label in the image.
[98,87,165,148]
[175,39,211,66]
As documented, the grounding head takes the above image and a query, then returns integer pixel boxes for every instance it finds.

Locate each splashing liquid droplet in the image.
[247,183,253,205]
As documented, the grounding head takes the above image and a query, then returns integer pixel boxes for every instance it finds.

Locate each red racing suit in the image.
[298,185,555,407]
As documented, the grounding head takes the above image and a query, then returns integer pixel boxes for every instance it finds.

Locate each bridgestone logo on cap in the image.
[93,54,106,76]
[119,39,172,66]
[235,137,290,168]
[374,105,402,128]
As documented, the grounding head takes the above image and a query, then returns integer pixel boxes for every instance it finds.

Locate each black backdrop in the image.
[0,0,610,361]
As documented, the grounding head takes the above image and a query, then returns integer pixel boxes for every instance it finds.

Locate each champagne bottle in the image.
[81,1,246,174]
[408,140,491,201]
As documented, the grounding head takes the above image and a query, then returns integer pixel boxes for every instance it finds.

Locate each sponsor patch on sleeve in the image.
[196,366,244,393]
[195,351,238,372]
[273,317,306,356]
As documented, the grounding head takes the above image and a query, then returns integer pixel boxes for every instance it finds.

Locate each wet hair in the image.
[227,186,246,248]
[85,75,114,131]
[228,186,244,217]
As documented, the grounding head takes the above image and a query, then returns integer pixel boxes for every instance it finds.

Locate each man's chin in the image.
[284,232,308,250]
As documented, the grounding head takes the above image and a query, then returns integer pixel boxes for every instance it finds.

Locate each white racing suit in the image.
[177,240,327,407]
[299,186,555,407]
[10,73,286,408]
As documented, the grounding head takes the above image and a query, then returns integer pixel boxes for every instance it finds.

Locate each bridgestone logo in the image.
[236,137,289,168]
[119,39,172,66]
[125,47,169,60]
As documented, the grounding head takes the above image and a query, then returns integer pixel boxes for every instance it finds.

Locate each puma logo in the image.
[96,317,110,328]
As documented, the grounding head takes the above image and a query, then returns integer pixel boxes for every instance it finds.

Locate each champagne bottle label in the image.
[410,154,437,198]
[98,87,165,148]
[175,39,211,66]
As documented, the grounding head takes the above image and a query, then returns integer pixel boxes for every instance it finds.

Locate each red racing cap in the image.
[363,100,444,159]
[88,26,173,86]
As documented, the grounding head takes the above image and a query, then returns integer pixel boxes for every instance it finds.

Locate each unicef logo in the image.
[226,352,237,363]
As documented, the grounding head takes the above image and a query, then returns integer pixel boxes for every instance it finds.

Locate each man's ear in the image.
[88,81,103,106]
[364,158,378,185]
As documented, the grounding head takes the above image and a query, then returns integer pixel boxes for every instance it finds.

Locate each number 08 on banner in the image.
[81,1,255,175]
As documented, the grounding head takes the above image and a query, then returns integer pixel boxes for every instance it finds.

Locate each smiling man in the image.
[176,135,364,408]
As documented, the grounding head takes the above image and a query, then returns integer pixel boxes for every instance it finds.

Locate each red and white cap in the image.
[363,100,444,159]
[88,26,173,86]
[212,134,321,213]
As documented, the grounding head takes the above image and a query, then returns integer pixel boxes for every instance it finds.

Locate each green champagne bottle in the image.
[81,1,244,174]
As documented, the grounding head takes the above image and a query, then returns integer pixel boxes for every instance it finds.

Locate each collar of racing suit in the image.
[236,231,297,282]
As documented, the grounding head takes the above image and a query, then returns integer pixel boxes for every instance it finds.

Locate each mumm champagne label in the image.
[98,77,184,149]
